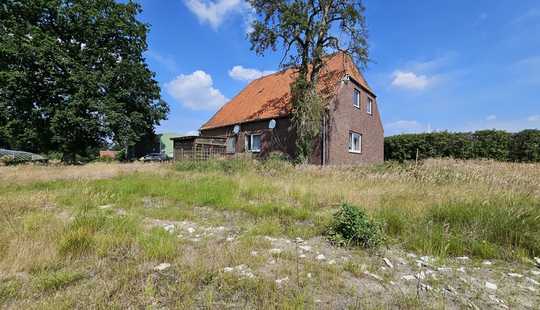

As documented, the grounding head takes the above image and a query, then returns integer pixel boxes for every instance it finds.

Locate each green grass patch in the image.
[32,270,85,291]
[378,197,540,259]
[138,227,179,260]
[0,278,21,302]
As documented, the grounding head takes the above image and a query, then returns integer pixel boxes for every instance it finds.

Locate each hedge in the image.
[384,129,540,162]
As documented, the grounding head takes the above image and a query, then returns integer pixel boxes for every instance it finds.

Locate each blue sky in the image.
[136,0,540,136]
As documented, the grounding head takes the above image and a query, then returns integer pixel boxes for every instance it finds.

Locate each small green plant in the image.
[32,270,84,291]
[327,204,384,248]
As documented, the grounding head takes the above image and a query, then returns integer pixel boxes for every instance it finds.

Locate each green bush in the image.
[385,129,540,162]
[327,204,384,248]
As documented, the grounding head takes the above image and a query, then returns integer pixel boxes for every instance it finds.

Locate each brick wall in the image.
[325,79,384,164]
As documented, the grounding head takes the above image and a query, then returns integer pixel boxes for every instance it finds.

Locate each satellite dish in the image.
[233,125,240,134]
[268,119,276,129]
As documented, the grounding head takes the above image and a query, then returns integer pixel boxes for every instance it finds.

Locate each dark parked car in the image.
[140,153,169,162]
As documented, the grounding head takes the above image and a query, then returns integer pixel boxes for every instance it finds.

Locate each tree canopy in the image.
[0,0,168,162]
[248,0,369,162]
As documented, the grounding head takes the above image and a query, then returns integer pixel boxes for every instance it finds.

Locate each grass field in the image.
[1,159,539,309]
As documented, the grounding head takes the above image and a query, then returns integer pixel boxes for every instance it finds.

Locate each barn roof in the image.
[201,52,373,130]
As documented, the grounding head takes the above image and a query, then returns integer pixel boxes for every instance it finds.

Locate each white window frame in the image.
[245,133,261,153]
[348,132,362,154]
[367,97,373,115]
[353,89,361,109]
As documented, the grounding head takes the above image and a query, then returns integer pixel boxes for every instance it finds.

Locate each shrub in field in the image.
[385,129,540,162]
[327,204,384,248]
[510,129,540,162]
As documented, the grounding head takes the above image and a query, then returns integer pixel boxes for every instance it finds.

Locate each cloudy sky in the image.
[138,0,540,136]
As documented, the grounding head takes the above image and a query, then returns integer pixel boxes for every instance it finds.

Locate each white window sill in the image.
[349,150,362,154]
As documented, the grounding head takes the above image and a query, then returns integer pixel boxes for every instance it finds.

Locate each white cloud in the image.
[391,71,431,90]
[486,115,497,121]
[165,70,228,110]
[528,115,540,122]
[184,0,251,30]
[228,65,275,81]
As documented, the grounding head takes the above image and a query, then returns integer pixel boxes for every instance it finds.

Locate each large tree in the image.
[248,0,369,162]
[0,0,168,162]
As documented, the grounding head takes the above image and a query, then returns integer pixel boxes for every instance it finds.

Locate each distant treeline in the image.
[384,129,540,162]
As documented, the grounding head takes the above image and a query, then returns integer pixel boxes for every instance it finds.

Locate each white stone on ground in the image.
[401,275,416,281]
[328,259,336,265]
[226,236,235,242]
[163,224,175,233]
[383,257,394,269]
[531,270,540,276]
[299,245,312,252]
[456,256,470,261]
[437,267,452,272]
[154,263,171,271]
[482,261,493,266]
[527,277,539,286]
[275,277,289,286]
[364,271,383,281]
[250,251,258,256]
[270,248,282,254]
[299,254,306,258]
[485,281,497,290]
[315,254,326,261]
[508,273,523,278]
[186,227,195,234]
[98,204,113,209]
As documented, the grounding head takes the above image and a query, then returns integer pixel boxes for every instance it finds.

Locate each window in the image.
[353,89,361,108]
[367,97,373,115]
[348,132,362,153]
[226,136,236,154]
[245,134,261,152]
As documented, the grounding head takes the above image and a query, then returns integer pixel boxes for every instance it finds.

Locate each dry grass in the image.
[1,158,539,308]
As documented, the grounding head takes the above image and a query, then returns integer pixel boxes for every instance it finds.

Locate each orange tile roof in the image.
[201,52,373,130]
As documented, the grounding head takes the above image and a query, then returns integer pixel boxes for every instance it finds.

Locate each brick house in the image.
[198,52,384,165]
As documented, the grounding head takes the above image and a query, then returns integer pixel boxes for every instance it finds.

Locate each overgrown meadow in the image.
[1,159,539,308]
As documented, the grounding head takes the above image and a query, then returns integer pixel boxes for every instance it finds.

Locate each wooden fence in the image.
[174,145,226,161]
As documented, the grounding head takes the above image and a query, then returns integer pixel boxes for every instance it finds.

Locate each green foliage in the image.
[290,78,325,163]
[385,130,540,162]
[0,0,168,162]
[327,203,384,248]
[509,129,540,162]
